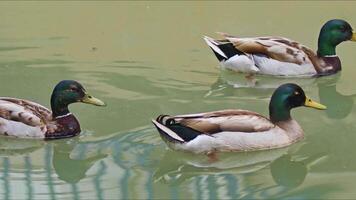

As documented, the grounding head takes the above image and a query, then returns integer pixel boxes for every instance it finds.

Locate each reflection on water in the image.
[205,70,316,100]
[0,128,159,199]
[0,128,326,199]
[154,148,289,185]
[0,128,329,199]
[270,153,327,188]
[207,71,356,120]
[317,74,356,119]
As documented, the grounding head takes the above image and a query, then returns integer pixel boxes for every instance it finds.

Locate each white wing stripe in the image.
[151,120,185,142]
[203,36,227,59]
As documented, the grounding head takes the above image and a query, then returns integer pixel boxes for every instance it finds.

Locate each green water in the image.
[0,1,355,199]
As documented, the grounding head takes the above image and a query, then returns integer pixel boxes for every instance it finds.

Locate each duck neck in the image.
[317,32,337,57]
[317,43,336,57]
[51,94,70,118]
[269,98,291,123]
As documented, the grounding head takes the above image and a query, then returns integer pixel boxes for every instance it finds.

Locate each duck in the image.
[152,83,326,154]
[0,80,106,139]
[204,19,356,77]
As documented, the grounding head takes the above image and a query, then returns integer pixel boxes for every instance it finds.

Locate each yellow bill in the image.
[351,31,356,41]
[81,94,106,106]
[304,97,326,110]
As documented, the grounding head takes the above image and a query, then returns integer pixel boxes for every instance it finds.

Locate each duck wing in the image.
[0,97,52,127]
[222,35,316,65]
[176,109,275,134]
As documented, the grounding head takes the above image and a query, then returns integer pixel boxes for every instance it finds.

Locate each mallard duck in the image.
[204,19,355,77]
[152,83,326,153]
[0,80,106,139]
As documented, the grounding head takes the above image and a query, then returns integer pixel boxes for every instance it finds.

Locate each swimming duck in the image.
[0,80,106,139]
[204,19,356,77]
[152,83,326,153]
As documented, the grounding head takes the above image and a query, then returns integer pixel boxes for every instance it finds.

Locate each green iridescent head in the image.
[50,80,106,117]
[318,19,356,56]
[269,83,326,123]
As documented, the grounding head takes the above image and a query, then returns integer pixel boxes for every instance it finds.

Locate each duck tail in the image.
[155,115,175,125]
[203,36,245,61]
[152,115,185,143]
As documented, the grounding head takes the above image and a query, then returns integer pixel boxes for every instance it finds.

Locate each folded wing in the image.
[0,97,52,127]
[174,109,275,135]
[224,35,316,66]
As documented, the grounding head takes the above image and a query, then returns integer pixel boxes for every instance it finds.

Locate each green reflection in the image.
[93,161,106,200]
[25,156,34,200]
[52,139,107,184]
[44,145,56,200]
[270,153,327,188]
[1,157,10,200]
[317,74,356,119]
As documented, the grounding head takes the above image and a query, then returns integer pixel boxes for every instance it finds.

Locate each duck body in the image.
[152,83,326,153]
[204,19,354,77]
[0,80,105,139]
[152,110,303,153]
[204,36,340,77]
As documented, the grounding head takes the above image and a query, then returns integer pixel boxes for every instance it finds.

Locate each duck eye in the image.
[340,25,347,32]
[294,91,299,96]
[69,87,78,92]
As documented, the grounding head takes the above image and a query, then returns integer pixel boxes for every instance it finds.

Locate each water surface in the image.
[0,2,356,199]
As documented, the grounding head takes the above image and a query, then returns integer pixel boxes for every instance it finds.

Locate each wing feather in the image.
[0,98,52,127]
[224,36,315,66]
[174,109,275,134]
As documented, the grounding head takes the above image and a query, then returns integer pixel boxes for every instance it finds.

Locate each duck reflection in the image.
[0,128,158,199]
[51,138,108,183]
[317,74,356,119]
[52,128,159,184]
[0,136,44,156]
[0,128,330,199]
[270,153,327,188]
[0,135,109,184]
[154,143,326,189]
[207,71,356,120]
[206,70,316,98]
[154,147,289,184]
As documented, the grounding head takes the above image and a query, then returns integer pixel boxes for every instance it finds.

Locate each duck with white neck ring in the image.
[152,83,326,153]
[0,80,106,139]
[204,19,356,77]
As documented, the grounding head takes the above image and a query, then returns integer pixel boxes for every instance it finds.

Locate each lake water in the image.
[0,2,355,199]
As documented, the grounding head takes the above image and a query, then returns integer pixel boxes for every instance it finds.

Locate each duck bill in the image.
[81,94,106,106]
[351,32,356,41]
[304,97,326,110]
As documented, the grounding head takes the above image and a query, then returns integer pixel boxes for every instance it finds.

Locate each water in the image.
[0,2,355,199]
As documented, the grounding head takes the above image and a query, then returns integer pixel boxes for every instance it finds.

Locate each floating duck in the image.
[204,19,355,77]
[152,83,326,153]
[0,80,106,139]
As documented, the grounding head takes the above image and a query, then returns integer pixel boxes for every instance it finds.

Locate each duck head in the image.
[318,19,355,56]
[50,80,106,117]
[269,83,326,123]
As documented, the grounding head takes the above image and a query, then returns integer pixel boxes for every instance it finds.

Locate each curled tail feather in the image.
[156,115,176,125]
[203,36,246,61]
